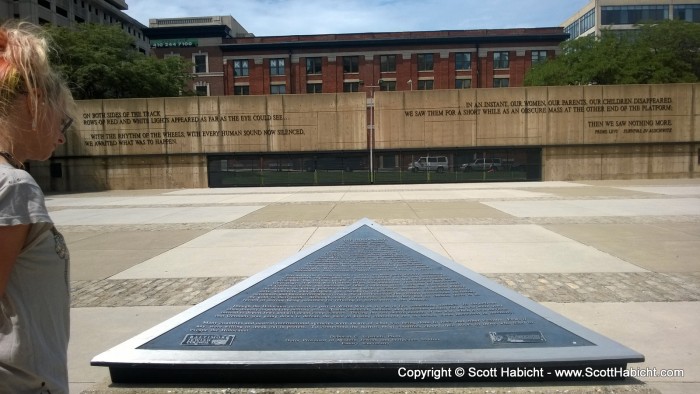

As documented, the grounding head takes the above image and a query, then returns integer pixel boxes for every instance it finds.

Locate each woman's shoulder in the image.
[0,166,49,224]
[0,165,43,205]
[0,165,40,189]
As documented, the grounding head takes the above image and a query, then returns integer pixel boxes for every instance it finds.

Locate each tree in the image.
[637,20,700,83]
[46,23,192,99]
[525,20,700,86]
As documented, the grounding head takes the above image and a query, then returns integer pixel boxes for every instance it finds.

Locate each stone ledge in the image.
[81,381,660,394]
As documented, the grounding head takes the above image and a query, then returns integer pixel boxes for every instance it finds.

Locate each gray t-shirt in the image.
[0,164,70,394]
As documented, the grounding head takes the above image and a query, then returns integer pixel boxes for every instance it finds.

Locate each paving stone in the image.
[70,272,700,308]
[54,181,700,393]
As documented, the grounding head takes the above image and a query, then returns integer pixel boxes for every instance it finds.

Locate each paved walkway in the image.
[47,179,700,394]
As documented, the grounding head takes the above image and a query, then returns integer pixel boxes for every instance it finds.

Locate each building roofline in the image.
[144,25,233,39]
[220,30,569,51]
[235,27,565,41]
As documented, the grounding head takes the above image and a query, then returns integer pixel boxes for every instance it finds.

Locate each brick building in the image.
[220,28,567,97]
[147,17,567,97]
[145,16,250,96]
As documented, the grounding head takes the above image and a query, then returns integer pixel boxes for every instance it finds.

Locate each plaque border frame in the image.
[92,218,643,375]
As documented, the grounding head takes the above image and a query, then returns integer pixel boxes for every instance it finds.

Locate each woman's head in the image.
[0,20,75,163]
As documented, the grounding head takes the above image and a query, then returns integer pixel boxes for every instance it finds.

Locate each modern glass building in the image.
[563,0,700,39]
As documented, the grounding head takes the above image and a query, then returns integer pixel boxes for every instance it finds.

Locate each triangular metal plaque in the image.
[92,219,643,383]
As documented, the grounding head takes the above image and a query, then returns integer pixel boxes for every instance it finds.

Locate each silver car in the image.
[461,158,500,172]
[408,156,449,173]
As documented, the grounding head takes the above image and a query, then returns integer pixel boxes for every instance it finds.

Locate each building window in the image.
[38,0,51,10]
[343,82,359,92]
[193,54,208,73]
[493,78,509,88]
[564,9,595,39]
[379,80,396,91]
[455,79,471,89]
[234,85,250,95]
[343,56,359,73]
[306,57,322,74]
[270,84,286,94]
[602,5,668,25]
[494,52,509,69]
[56,6,68,17]
[455,53,471,70]
[270,58,285,76]
[531,50,547,65]
[233,60,249,77]
[417,80,433,90]
[380,55,396,72]
[195,84,209,96]
[306,83,322,93]
[675,5,700,22]
[417,54,434,71]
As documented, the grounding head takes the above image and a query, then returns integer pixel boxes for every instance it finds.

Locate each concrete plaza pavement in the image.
[44,179,700,393]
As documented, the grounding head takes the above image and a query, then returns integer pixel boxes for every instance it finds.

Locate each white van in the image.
[408,156,449,172]
[461,158,499,172]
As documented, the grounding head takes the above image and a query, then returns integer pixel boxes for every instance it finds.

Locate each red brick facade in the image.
[153,45,226,96]
[155,28,567,96]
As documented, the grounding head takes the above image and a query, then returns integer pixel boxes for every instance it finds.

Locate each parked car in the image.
[461,158,500,172]
[408,156,449,172]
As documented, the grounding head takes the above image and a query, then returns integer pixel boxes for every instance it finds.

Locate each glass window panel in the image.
[343,56,359,73]
[233,59,248,77]
[418,54,434,71]
[675,5,700,22]
[270,84,286,94]
[493,78,509,88]
[455,53,471,70]
[343,82,359,92]
[194,54,207,73]
[531,50,547,64]
[417,80,433,90]
[195,85,208,96]
[234,86,249,95]
[270,58,285,75]
[602,5,668,25]
[306,57,322,74]
[494,52,509,69]
[379,80,396,91]
[306,83,322,93]
[455,79,471,89]
[380,55,396,72]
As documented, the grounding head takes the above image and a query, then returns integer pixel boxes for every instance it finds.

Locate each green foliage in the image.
[525,20,700,86]
[46,23,192,99]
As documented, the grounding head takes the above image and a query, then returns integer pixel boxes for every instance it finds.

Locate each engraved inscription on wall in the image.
[402,97,676,137]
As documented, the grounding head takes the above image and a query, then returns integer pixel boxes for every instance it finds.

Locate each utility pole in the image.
[367,81,380,184]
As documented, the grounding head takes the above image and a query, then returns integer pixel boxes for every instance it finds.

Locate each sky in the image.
[124,0,591,36]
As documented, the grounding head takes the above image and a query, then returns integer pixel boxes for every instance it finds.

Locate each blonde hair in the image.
[0,20,75,140]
